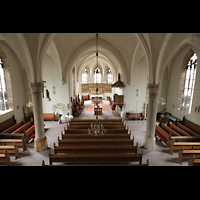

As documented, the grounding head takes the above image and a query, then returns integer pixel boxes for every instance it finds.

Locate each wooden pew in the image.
[169,122,191,136]
[61,133,131,140]
[0,139,27,152]
[175,121,199,136]
[0,115,16,133]
[1,120,24,134]
[48,150,143,165]
[178,146,200,165]
[26,125,35,141]
[58,138,134,147]
[183,116,200,135]
[2,120,35,143]
[188,155,200,166]
[42,159,149,166]
[67,124,127,130]
[69,121,124,126]
[155,124,171,147]
[170,136,200,143]
[170,141,200,155]
[160,122,180,136]
[54,142,138,154]
[11,120,33,134]
[0,133,27,151]
[64,128,129,134]
[71,118,122,122]
[0,150,11,166]
[0,142,19,160]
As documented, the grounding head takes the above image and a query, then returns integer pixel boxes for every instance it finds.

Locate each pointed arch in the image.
[18,33,36,82]
[134,33,153,84]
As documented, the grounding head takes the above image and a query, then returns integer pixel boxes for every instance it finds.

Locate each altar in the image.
[91,95,103,103]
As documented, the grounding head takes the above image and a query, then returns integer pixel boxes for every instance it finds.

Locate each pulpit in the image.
[114,94,124,110]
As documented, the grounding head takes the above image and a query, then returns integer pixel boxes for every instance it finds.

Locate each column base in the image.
[144,136,155,151]
[34,136,48,152]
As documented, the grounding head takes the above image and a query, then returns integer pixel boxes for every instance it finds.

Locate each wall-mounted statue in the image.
[46,89,51,101]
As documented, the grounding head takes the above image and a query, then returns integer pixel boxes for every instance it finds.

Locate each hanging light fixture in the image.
[95,33,99,105]
[87,34,106,137]
[88,116,107,137]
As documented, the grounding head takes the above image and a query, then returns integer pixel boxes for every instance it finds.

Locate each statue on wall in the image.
[46,89,51,101]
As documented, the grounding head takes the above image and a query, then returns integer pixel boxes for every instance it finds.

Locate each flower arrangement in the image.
[52,103,68,113]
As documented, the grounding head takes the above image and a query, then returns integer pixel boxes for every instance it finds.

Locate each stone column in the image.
[144,84,159,151]
[30,82,48,151]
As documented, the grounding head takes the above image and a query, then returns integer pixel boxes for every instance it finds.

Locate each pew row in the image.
[61,132,130,140]
[188,155,200,166]
[160,121,180,136]
[0,142,19,160]
[54,142,138,154]
[169,122,190,136]
[71,118,123,122]
[170,141,200,155]
[58,138,134,146]
[42,159,149,166]
[1,120,35,143]
[0,115,16,133]
[69,121,124,126]
[175,121,199,136]
[66,124,127,130]
[48,150,143,165]
[183,116,200,135]
[155,124,171,147]
[0,150,11,166]
[0,138,27,152]
[178,147,200,165]
[170,136,200,143]
[1,120,33,134]
[64,128,129,134]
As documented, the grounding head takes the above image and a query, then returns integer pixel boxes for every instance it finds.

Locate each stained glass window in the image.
[94,67,101,83]
[178,52,197,114]
[82,68,88,83]
[108,68,112,83]
[0,58,9,111]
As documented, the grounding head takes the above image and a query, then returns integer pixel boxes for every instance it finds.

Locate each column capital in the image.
[29,82,44,93]
[147,84,159,94]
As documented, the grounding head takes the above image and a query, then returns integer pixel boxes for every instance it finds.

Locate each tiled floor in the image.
[2,100,188,166]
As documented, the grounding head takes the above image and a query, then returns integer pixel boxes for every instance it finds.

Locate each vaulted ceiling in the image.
[0,33,200,85]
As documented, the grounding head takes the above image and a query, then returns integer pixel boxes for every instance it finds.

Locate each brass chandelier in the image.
[88,34,106,137]
[88,116,107,137]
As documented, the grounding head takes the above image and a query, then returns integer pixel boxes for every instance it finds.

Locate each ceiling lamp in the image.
[87,34,106,137]
[112,73,126,88]
[88,116,107,137]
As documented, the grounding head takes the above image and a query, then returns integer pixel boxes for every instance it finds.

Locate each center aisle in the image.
[78,100,121,119]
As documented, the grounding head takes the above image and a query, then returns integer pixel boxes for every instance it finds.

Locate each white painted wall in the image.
[124,56,148,114]
[42,55,70,121]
